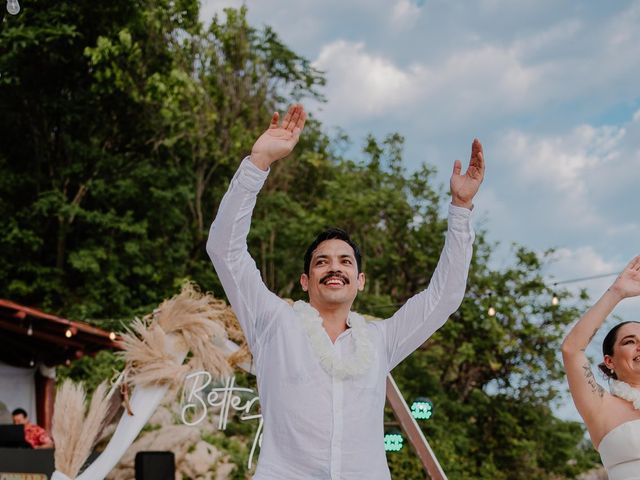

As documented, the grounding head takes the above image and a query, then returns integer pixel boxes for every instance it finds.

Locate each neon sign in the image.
[181,372,263,468]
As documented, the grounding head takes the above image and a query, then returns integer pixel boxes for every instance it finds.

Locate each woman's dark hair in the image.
[598,321,640,379]
[303,228,362,276]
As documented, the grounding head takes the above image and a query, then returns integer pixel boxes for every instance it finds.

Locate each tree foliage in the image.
[1,2,598,478]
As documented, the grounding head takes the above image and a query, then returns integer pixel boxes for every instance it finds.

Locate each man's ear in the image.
[300,273,309,292]
[357,272,366,291]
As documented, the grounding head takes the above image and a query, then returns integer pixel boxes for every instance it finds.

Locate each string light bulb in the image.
[27,323,33,336]
[65,328,73,338]
[109,332,116,341]
[6,0,20,15]
[551,294,559,306]
[486,293,496,316]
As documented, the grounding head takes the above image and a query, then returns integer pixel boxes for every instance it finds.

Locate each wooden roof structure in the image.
[0,299,119,368]
[0,299,121,431]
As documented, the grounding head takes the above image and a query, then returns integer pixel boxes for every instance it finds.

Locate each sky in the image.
[200,0,640,419]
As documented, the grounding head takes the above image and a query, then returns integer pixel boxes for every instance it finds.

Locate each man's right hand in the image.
[250,104,307,171]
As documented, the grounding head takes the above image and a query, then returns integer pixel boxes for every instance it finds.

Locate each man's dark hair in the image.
[11,408,27,417]
[303,228,362,275]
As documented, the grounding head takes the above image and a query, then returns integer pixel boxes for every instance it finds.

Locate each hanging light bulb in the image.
[65,328,73,338]
[109,332,117,341]
[29,360,35,367]
[486,293,496,317]
[27,323,33,336]
[551,294,559,306]
[6,0,20,15]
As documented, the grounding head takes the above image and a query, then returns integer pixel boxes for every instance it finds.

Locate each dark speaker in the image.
[135,451,175,480]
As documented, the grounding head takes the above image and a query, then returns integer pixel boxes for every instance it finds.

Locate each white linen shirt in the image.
[207,158,475,480]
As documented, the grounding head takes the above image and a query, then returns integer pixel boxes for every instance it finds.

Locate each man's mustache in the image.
[320,271,350,285]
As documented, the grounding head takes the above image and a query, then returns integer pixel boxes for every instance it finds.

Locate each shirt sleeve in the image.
[38,428,52,446]
[382,204,475,371]
[206,157,286,353]
[25,423,51,448]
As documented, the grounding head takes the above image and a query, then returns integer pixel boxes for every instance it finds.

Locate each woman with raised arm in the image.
[562,256,640,479]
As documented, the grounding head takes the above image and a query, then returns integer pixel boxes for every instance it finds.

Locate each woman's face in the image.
[604,322,640,384]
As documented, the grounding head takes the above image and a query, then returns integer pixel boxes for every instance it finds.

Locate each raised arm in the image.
[384,140,484,369]
[206,105,306,350]
[562,256,640,433]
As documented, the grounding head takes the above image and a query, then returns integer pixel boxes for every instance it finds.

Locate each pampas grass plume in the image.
[52,380,110,479]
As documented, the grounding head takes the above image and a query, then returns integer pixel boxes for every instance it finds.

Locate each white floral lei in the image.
[293,300,374,379]
[610,379,640,409]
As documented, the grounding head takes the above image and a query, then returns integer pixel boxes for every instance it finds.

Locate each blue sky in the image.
[201,0,640,420]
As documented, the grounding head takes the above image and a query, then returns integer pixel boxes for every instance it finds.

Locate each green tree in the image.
[388,243,597,478]
[0,3,324,320]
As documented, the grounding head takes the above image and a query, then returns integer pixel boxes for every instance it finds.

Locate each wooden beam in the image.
[0,318,84,349]
[35,371,55,432]
[386,374,447,480]
[0,300,118,346]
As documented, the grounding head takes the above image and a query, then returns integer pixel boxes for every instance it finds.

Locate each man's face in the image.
[12,413,26,425]
[300,239,365,310]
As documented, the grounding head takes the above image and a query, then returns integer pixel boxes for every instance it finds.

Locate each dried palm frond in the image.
[119,318,189,389]
[52,380,110,479]
[119,283,238,390]
[227,344,252,369]
[97,384,124,438]
[216,298,248,345]
[153,283,233,378]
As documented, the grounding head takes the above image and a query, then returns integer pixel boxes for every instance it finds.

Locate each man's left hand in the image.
[450,138,485,209]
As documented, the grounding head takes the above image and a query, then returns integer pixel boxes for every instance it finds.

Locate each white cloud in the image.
[308,1,640,133]
[432,45,540,109]
[484,121,633,242]
[391,0,422,29]
[605,2,640,50]
[312,41,426,121]
[550,246,618,278]
[501,125,625,194]
[202,1,640,135]
[512,19,583,57]
[312,40,542,125]
[605,223,640,237]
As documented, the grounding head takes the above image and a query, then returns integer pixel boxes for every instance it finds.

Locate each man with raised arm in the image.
[207,104,484,479]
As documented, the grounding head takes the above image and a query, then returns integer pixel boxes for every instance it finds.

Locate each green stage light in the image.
[410,397,433,420]
[384,433,404,452]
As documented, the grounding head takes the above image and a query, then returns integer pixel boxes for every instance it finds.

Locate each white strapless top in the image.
[599,419,640,480]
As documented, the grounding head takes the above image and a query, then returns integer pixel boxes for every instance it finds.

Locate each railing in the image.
[386,374,447,480]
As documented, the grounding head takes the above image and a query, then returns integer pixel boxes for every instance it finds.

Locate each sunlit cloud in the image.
[391,0,422,29]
